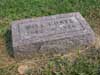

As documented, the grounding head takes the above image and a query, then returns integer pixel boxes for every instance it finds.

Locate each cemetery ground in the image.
[0,0,100,75]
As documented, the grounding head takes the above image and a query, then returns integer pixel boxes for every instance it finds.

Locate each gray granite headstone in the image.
[11,12,95,59]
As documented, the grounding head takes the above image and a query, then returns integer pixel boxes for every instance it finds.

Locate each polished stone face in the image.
[11,12,95,59]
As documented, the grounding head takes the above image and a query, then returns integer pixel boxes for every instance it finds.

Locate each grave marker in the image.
[11,12,95,59]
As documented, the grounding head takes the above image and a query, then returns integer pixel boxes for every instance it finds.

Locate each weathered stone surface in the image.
[11,12,95,59]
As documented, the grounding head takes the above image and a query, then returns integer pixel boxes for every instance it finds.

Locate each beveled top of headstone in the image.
[11,12,95,47]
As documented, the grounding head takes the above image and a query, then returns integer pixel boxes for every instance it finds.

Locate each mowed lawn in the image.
[0,0,100,75]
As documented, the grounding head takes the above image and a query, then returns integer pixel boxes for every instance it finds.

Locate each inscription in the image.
[19,17,84,40]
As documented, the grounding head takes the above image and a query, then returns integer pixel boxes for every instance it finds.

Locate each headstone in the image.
[11,12,95,59]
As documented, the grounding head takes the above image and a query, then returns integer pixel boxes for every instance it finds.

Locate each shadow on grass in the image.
[4,29,14,58]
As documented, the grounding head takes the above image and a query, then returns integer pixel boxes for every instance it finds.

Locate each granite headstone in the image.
[11,12,95,59]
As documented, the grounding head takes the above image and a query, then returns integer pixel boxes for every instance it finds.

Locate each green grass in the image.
[0,0,100,35]
[0,0,100,75]
[0,48,100,75]
[0,0,100,19]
